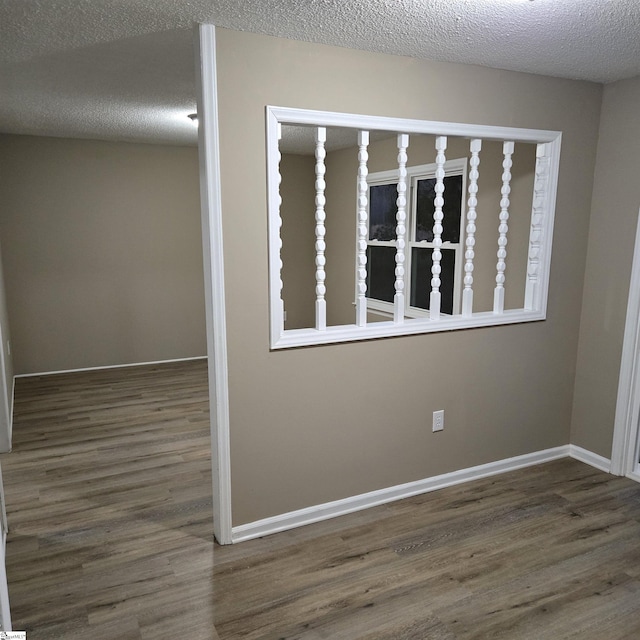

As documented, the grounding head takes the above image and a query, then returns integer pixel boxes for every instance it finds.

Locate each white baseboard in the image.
[14,355,207,379]
[231,445,571,544]
[568,444,611,473]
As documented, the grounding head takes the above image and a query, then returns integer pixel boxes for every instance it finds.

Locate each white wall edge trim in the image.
[0,465,10,630]
[231,446,571,544]
[14,356,207,379]
[0,532,11,631]
[195,24,233,545]
[626,470,640,483]
[611,208,640,475]
[569,444,611,473]
[8,377,14,447]
[0,332,9,454]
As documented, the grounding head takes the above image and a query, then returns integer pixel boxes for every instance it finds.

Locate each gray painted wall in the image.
[571,75,640,457]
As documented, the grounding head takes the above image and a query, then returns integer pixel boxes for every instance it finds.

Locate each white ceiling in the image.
[1,0,639,146]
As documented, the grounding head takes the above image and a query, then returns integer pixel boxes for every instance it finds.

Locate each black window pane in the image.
[415,175,463,243]
[369,183,398,241]
[366,246,396,303]
[410,247,456,315]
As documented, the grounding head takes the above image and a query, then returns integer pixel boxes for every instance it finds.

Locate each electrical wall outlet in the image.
[432,409,444,432]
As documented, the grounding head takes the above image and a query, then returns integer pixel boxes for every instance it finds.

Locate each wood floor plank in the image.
[213,459,640,640]
[2,360,217,639]
[5,360,640,639]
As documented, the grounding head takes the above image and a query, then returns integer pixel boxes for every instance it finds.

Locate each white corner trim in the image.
[231,446,570,543]
[0,338,9,454]
[568,445,612,473]
[0,529,11,631]
[626,470,640,483]
[8,377,13,448]
[0,464,10,631]
[195,23,233,546]
[611,209,640,476]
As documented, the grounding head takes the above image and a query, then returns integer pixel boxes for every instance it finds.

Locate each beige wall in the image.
[0,243,13,451]
[280,153,317,329]
[215,28,602,526]
[0,135,206,374]
[571,75,640,457]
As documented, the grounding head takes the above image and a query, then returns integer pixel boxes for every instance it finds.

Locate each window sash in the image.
[364,159,466,318]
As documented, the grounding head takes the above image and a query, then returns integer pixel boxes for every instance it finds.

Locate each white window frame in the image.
[364,158,467,319]
[266,106,562,350]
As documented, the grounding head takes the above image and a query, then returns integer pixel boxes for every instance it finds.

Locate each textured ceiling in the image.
[0,0,639,146]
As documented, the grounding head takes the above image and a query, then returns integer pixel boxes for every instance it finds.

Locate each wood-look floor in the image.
[214,463,640,639]
[4,360,640,639]
[2,360,219,639]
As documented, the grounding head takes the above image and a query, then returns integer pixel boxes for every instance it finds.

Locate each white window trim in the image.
[363,158,467,319]
[267,106,562,350]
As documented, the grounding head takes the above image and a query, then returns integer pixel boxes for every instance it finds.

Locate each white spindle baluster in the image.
[275,122,286,329]
[493,141,514,314]
[462,139,482,317]
[315,127,327,331]
[394,134,409,323]
[524,143,550,310]
[356,131,370,327]
[430,136,447,320]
